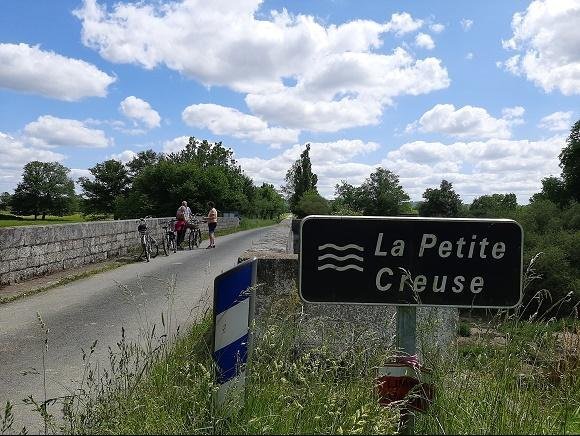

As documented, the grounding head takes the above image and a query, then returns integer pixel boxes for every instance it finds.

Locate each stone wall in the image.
[0,217,239,286]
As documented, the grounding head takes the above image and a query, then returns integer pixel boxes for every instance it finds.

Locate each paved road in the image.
[0,222,290,433]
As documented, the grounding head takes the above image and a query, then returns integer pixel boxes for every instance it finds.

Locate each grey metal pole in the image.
[396,306,417,435]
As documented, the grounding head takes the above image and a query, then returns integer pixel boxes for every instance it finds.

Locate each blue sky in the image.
[1,0,579,203]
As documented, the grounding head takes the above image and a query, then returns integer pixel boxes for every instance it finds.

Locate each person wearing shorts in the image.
[206,201,217,248]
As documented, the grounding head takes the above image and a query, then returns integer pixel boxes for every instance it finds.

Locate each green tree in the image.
[560,119,580,202]
[333,180,364,215]
[79,159,130,217]
[283,144,318,214]
[254,183,287,219]
[295,189,330,218]
[358,168,410,216]
[419,180,463,217]
[126,149,160,178]
[469,193,518,218]
[11,161,75,219]
[0,192,12,212]
[529,176,570,208]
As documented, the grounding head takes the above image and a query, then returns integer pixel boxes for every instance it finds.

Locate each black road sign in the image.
[299,216,523,308]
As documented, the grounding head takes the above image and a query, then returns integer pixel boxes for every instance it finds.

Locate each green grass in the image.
[0,213,86,227]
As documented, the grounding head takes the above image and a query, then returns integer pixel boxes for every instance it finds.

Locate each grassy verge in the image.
[0,213,86,227]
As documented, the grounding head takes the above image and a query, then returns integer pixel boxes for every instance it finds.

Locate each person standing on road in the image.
[206,201,218,248]
[175,200,191,248]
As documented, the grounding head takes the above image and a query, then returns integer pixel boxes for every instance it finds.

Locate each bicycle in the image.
[187,218,203,249]
[137,217,159,262]
[161,219,178,255]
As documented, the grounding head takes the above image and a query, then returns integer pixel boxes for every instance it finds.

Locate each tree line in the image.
[1,137,287,221]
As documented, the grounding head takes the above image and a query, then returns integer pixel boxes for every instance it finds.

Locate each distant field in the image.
[0,213,87,227]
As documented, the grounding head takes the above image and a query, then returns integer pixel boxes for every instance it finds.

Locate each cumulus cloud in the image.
[74,1,449,133]
[23,115,112,148]
[384,136,564,202]
[0,132,67,192]
[460,18,473,31]
[0,43,115,101]
[182,103,299,145]
[466,52,474,60]
[163,135,190,154]
[430,23,445,33]
[385,12,423,36]
[415,33,435,50]
[238,140,380,196]
[120,96,161,129]
[110,150,137,163]
[501,0,580,95]
[538,111,574,132]
[236,134,564,203]
[246,49,449,131]
[406,104,524,139]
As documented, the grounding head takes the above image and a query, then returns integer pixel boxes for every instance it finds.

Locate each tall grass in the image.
[5,249,579,434]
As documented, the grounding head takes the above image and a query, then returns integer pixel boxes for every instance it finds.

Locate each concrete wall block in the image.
[31,244,46,256]
[73,239,84,249]
[2,247,20,261]
[0,228,23,249]
[26,255,44,269]
[0,260,10,274]
[0,271,15,285]
[35,264,49,276]
[9,258,27,272]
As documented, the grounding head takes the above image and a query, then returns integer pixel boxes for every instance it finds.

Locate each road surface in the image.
[0,222,289,433]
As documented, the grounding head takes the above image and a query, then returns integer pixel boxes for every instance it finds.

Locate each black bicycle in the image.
[161,219,178,255]
[137,217,159,262]
[187,218,203,249]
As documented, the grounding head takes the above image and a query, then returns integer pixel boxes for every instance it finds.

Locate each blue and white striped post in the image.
[212,258,257,409]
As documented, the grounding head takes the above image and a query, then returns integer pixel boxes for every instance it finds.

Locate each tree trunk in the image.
[42,212,46,220]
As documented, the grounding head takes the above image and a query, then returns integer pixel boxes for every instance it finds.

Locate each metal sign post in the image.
[212,258,257,411]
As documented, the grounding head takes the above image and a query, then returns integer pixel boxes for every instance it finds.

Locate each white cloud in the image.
[0,132,67,192]
[501,0,580,95]
[0,43,115,101]
[120,96,161,129]
[460,18,473,31]
[110,150,137,163]
[74,1,449,133]
[384,136,563,202]
[238,140,379,196]
[538,111,574,131]
[415,33,435,50]
[163,136,190,154]
[430,23,445,33]
[407,104,524,139]
[466,52,474,60]
[24,115,112,148]
[237,134,564,203]
[385,12,423,36]
[246,49,449,131]
[182,103,299,145]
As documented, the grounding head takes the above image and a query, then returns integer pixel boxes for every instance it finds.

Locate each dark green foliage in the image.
[87,137,287,221]
[11,161,75,219]
[0,192,12,212]
[530,176,570,208]
[469,193,518,218]
[126,149,160,178]
[419,179,462,217]
[79,159,130,217]
[560,120,580,202]
[295,189,330,218]
[334,168,411,216]
[283,144,318,214]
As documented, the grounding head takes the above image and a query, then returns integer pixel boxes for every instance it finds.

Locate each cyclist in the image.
[175,201,191,248]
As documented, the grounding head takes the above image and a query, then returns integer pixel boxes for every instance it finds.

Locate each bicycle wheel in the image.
[149,236,159,258]
[170,233,177,253]
[144,237,150,262]
[162,233,169,256]
[188,229,194,250]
